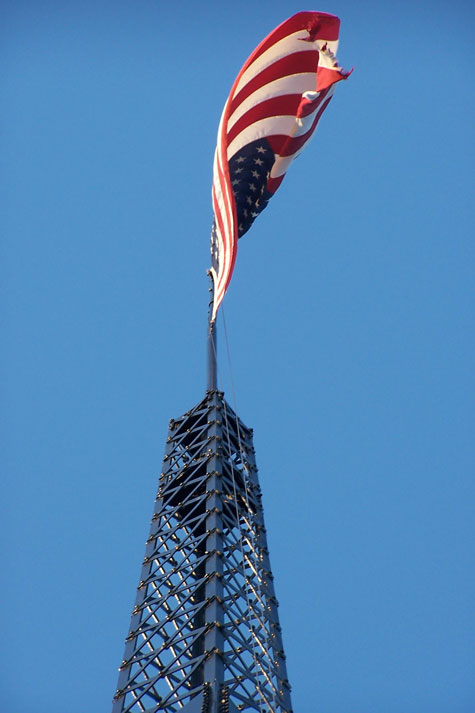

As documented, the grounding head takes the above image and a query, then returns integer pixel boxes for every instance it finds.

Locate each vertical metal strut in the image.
[112,391,293,713]
[207,272,217,392]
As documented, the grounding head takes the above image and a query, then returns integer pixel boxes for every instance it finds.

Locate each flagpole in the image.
[207,271,217,391]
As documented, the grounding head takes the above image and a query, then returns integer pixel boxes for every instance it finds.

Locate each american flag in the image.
[210,11,351,321]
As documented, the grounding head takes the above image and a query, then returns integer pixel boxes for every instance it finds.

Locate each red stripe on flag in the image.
[267,95,333,157]
[317,65,352,92]
[229,51,319,115]
[227,94,305,146]
[243,11,340,65]
[296,87,331,118]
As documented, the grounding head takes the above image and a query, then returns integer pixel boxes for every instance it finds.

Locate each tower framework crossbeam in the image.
[113,389,293,713]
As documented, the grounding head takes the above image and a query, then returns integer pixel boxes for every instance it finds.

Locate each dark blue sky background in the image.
[2,1,474,712]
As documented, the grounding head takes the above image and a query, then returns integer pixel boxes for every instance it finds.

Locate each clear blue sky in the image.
[2,1,474,712]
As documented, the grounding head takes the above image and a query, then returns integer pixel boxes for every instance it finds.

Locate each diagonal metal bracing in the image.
[113,391,293,713]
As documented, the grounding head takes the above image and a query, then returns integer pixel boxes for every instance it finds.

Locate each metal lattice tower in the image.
[112,383,293,713]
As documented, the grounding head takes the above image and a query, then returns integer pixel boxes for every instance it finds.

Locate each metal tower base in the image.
[113,390,293,713]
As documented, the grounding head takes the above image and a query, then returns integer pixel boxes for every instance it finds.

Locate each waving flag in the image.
[210,11,351,321]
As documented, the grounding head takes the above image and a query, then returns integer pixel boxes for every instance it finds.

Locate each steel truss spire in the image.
[112,390,293,713]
